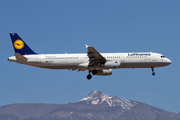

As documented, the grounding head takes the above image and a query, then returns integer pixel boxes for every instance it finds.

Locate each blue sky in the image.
[1,0,180,113]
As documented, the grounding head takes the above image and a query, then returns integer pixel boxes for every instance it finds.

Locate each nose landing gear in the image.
[151,67,156,76]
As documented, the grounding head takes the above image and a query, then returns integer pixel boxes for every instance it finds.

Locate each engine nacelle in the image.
[101,61,121,68]
[96,69,112,76]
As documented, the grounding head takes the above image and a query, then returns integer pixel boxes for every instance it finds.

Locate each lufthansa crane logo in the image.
[14,39,24,50]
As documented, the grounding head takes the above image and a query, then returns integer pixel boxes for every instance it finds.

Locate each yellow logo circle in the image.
[14,39,24,50]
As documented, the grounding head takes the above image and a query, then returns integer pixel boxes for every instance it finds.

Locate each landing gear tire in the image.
[87,74,92,80]
[152,72,156,76]
[151,67,156,76]
[92,70,97,75]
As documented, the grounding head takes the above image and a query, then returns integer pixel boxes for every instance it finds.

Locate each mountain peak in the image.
[90,90,103,95]
[85,90,106,99]
[77,90,137,110]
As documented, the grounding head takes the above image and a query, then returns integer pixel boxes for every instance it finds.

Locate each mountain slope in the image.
[0,90,180,120]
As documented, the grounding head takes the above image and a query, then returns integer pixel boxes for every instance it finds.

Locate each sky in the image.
[1,0,180,113]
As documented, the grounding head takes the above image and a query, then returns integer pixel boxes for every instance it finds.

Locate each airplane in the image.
[8,33,171,80]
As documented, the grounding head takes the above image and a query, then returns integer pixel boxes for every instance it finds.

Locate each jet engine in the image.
[101,61,121,68]
[96,69,112,76]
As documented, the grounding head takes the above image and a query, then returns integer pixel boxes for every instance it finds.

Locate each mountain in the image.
[76,90,137,110]
[0,90,180,120]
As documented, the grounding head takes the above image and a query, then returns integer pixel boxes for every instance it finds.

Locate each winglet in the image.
[85,44,89,48]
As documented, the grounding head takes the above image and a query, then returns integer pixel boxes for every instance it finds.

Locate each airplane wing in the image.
[85,45,106,66]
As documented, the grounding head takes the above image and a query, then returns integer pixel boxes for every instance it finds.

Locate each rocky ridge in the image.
[77,90,137,110]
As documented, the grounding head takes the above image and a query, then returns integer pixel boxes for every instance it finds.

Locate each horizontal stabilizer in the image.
[14,53,27,60]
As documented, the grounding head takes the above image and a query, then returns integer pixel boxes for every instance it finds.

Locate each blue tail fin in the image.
[10,33,36,55]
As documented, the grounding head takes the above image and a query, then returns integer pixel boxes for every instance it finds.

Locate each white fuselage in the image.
[8,52,171,70]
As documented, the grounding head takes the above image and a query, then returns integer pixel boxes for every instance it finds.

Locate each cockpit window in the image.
[161,56,165,58]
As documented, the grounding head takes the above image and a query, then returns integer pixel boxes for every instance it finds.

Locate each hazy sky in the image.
[1,0,180,113]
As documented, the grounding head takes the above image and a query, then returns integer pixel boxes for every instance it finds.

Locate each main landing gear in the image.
[87,71,92,80]
[151,67,156,76]
[86,70,97,80]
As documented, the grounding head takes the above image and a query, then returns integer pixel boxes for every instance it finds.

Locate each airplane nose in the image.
[166,58,171,65]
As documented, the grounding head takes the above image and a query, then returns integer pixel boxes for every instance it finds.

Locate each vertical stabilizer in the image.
[10,33,36,55]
